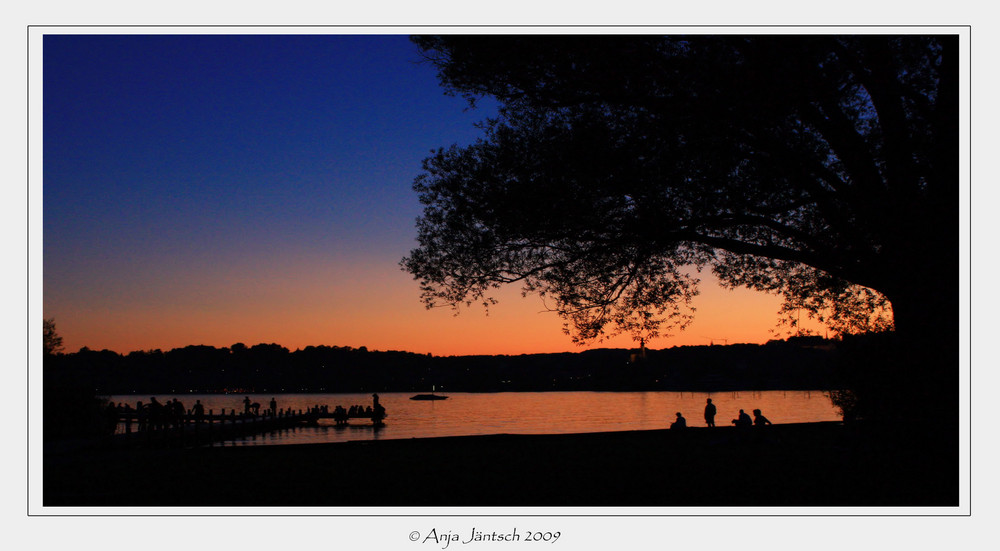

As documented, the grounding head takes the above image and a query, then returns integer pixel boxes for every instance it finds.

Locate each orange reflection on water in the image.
[109,390,842,446]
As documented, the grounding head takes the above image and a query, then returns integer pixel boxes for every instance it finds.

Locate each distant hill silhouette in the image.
[45,337,841,395]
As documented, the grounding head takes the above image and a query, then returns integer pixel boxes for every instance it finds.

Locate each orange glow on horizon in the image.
[48,264,827,357]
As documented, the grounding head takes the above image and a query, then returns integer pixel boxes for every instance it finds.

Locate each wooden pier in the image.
[108,404,385,448]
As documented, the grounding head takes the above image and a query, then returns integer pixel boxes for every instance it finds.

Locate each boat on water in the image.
[410,393,448,400]
[410,386,448,400]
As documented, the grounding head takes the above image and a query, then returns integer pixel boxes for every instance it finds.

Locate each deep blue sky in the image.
[45,35,489,264]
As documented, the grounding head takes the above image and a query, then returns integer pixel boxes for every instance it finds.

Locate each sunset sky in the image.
[43,33,823,356]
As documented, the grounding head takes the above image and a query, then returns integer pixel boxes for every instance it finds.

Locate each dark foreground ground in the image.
[43,422,958,507]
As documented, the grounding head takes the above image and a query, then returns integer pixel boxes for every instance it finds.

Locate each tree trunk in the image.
[882,261,960,429]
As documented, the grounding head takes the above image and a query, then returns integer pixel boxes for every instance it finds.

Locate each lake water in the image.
[107,390,841,447]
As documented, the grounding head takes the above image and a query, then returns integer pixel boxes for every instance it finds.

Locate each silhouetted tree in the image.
[403,35,956,344]
[44,318,64,355]
[402,35,958,426]
[43,321,110,440]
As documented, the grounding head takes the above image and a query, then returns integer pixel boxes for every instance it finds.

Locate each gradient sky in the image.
[43,33,822,356]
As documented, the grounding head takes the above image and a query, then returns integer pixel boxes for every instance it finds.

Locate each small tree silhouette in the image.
[44,318,64,355]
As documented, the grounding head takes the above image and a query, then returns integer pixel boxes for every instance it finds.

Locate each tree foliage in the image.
[44,317,64,355]
[401,35,958,344]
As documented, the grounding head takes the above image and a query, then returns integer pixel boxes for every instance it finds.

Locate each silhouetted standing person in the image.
[371,393,385,423]
[192,399,205,421]
[123,403,133,433]
[269,397,277,415]
[704,398,717,427]
[670,412,687,429]
[243,396,251,415]
[753,409,772,426]
[148,397,165,431]
[172,398,185,428]
[105,401,119,435]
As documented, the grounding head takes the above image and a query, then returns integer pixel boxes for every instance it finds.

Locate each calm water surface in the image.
[108,391,840,447]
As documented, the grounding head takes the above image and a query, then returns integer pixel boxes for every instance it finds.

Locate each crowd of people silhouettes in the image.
[104,397,193,434]
[333,394,386,425]
[104,396,288,435]
[102,394,393,438]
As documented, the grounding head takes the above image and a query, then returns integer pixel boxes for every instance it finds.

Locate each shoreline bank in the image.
[43,422,956,508]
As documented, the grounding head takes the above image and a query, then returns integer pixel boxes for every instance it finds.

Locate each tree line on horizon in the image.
[44,335,840,395]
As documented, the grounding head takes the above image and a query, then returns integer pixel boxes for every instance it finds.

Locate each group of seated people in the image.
[331,401,386,424]
[670,408,772,429]
[348,404,373,416]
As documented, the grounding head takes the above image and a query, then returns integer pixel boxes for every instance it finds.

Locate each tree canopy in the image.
[401,35,958,345]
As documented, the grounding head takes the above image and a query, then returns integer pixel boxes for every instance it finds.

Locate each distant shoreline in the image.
[46,337,841,395]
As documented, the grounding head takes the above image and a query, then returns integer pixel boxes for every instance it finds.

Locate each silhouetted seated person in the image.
[752,409,772,426]
[334,405,348,424]
[365,406,373,416]
[251,402,261,416]
[732,409,752,428]
[670,412,687,429]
